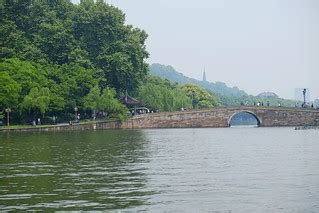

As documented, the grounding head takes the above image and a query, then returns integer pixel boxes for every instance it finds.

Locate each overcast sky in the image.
[72,0,319,100]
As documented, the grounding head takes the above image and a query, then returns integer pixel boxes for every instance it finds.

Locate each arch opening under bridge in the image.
[228,111,261,127]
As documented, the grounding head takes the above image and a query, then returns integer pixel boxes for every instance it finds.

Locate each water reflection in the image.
[0,130,155,211]
[1,128,319,212]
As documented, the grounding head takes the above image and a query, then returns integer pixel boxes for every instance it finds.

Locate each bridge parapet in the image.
[123,107,319,128]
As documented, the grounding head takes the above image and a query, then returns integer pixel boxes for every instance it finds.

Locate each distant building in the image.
[203,69,206,82]
[315,99,319,108]
[294,88,310,102]
[257,92,279,99]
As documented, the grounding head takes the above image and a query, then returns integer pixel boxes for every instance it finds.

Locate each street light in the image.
[74,107,78,121]
[192,91,196,109]
[303,89,307,107]
[5,108,11,126]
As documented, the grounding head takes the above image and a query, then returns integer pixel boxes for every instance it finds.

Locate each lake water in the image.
[0,128,319,212]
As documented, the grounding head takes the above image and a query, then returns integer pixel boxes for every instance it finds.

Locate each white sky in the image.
[72,0,319,100]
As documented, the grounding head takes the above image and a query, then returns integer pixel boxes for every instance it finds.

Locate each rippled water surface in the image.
[1,128,319,212]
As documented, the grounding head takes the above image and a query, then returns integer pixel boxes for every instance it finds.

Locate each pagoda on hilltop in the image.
[203,68,207,82]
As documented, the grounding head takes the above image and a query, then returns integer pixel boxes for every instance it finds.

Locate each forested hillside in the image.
[150,63,299,107]
[150,63,247,97]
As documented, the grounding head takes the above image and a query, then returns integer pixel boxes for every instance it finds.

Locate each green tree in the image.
[0,72,21,110]
[0,0,149,124]
[55,64,99,110]
[0,58,48,97]
[0,111,4,121]
[99,87,128,121]
[181,84,221,109]
[83,85,100,118]
[73,0,149,92]
[22,87,51,120]
[83,86,128,121]
[1,0,149,90]
[138,76,192,112]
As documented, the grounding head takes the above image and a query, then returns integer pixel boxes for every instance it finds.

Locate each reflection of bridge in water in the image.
[125,107,319,128]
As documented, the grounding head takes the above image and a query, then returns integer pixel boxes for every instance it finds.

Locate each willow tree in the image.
[22,87,51,120]
[138,76,192,112]
[83,86,128,121]
[83,85,100,119]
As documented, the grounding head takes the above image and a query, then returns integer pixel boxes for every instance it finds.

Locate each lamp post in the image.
[192,91,196,109]
[303,89,306,108]
[74,107,78,121]
[5,108,11,126]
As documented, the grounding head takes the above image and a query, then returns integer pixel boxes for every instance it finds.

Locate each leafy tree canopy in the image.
[0,0,149,124]
[22,87,51,117]
[138,76,192,112]
[0,0,148,92]
[83,85,128,121]
[0,71,21,109]
[180,84,222,109]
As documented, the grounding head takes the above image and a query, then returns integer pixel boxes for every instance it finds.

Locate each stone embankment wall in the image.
[0,121,123,133]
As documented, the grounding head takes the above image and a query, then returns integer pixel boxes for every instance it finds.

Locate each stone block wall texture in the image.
[124,107,319,129]
[1,107,318,132]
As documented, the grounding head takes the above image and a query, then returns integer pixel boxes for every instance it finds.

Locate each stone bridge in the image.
[123,107,319,128]
[2,107,318,132]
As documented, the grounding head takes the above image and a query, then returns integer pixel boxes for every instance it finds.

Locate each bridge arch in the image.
[228,111,261,127]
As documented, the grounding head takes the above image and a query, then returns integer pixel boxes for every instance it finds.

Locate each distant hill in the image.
[149,63,247,97]
[149,63,299,107]
[257,92,279,99]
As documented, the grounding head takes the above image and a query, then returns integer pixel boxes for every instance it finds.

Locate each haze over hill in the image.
[149,63,302,107]
[150,63,247,97]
